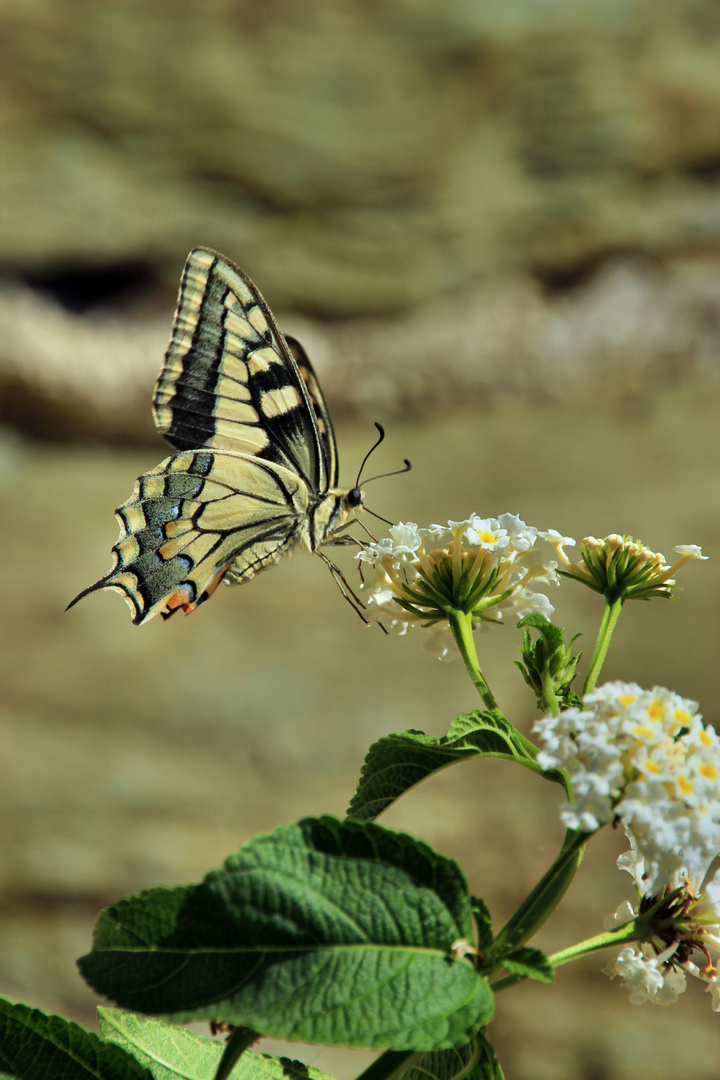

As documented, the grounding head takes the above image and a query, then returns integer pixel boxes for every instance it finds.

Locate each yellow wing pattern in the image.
[153,248,330,492]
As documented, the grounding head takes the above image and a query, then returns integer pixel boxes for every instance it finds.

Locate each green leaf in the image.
[348,711,553,822]
[80,817,494,1051]
[497,948,553,985]
[98,1010,334,1080]
[0,998,151,1080]
[404,1033,504,1080]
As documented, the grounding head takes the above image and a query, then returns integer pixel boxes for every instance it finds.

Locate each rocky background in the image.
[1,3,719,1079]
[1,0,719,434]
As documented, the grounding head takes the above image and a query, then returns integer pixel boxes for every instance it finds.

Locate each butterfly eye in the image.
[348,488,364,508]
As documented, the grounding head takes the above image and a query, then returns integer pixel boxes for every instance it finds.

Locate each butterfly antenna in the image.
[355,422,387,489]
[361,459,413,488]
[356,422,412,488]
[350,424,412,527]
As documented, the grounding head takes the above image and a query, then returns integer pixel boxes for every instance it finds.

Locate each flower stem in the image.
[490,829,587,960]
[548,923,646,968]
[490,920,646,992]
[448,609,499,710]
[213,1028,259,1080]
[353,1050,422,1080]
[583,594,623,695]
[540,665,561,718]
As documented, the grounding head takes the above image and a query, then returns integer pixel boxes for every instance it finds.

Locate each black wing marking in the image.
[153,249,330,493]
[285,334,338,490]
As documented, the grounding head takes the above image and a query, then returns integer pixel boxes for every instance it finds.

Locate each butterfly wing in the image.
[67,450,311,626]
[285,334,338,489]
[153,248,331,493]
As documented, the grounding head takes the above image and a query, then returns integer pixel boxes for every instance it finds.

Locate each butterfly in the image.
[68,247,385,626]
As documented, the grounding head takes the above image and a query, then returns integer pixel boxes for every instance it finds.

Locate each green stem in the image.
[448,609,499,710]
[212,1028,259,1080]
[540,664,561,717]
[453,1038,484,1080]
[548,924,646,969]
[490,829,587,958]
[354,1050,422,1080]
[490,919,647,993]
[583,594,623,695]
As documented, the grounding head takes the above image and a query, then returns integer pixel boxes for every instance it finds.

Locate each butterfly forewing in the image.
[153,248,327,492]
[286,335,338,489]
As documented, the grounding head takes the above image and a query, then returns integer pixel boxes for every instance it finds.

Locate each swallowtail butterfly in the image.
[69,248,371,625]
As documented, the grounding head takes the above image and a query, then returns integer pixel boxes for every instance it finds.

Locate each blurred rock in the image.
[1,255,718,441]
[1,0,719,314]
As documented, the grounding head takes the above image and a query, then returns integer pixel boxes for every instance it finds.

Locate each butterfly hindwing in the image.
[153,248,328,492]
[69,450,312,625]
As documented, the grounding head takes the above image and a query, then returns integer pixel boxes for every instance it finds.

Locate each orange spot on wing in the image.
[164,585,197,616]
[164,566,227,618]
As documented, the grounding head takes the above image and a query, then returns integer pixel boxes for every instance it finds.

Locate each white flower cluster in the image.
[357,514,559,660]
[603,877,720,1010]
[603,944,690,1007]
[534,682,720,894]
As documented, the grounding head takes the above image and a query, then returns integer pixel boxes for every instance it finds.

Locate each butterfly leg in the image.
[315,550,369,625]
[316,550,390,635]
[327,530,371,591]
[353,518,381,544]
[329,519,379,545]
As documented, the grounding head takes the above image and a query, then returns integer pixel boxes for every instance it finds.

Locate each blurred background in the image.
[1,2,719,1078]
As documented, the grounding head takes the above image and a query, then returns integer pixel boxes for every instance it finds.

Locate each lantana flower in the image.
[536,682,720,1009]
[540,533,707,602]
[603,943,689,1006]
[534,682,720,893]
[357,514,560,659]
[603,871,720,1010]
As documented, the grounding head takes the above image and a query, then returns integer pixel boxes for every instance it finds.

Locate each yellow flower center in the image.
[678,775,694,796]
[648,700,664,722]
